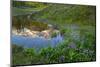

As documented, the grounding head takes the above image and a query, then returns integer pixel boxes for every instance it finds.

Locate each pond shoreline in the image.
[12,27,60,39]
[12,27,63,49]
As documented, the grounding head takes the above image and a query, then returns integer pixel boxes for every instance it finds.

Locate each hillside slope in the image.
[32,3,96,26]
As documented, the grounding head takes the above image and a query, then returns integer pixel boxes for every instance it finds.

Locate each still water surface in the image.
[12,34,63,50]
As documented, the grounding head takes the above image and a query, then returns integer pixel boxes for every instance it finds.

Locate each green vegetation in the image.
[12,30,96,65]
[12,15,48,31]
[32,4,96,26]
[12,25,96,65]
[12,1,96,66]
[51,32,58,38]
[12,1,48,16]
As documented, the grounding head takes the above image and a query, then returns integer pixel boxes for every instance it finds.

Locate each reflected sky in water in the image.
[12,34,63,50]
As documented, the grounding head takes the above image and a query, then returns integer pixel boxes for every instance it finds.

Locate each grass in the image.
[12,1,96,66]
[12,25,96,66]
[12,5,48,16]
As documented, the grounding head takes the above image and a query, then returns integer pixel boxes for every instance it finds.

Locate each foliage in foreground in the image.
[12,27,96,65]
[12,43,96,65]
[12,1,96,66]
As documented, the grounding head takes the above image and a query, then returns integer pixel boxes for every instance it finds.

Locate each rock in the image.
[41,30,50,38]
